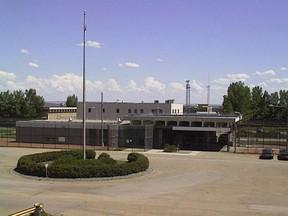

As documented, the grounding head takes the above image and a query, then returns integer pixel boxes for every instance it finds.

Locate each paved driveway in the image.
[1,147,288,216]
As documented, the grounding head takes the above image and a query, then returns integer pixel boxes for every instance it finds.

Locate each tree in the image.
[222,81,251,118]
[0,89,45,119]
[278,90,288,120]
[23,89,45,119]
[259,90,272,120]
[65,94,78,107]
[222,95,233,113]
[0,90,12,118]
[250,86,263,120]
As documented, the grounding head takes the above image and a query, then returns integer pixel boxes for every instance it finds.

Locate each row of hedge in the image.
[15,150,149,178]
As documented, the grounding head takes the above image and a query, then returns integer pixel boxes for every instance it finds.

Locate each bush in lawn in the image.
[163,144,178,152]
[97,152,116,165]
[16,151,149,178]
[15,150,95,177]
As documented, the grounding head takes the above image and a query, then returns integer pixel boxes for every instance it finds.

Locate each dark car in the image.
[259,148,274,159]
[277,148,288,160]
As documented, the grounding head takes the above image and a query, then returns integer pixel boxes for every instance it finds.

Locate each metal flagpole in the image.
[82,10,87,160]
[101,92,104,147]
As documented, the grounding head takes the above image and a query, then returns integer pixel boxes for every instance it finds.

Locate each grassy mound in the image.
[15,150,149,178]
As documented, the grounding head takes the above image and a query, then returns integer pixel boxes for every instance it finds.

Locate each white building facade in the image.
[77,100,183,121]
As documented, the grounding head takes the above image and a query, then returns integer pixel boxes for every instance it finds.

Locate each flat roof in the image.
[124,113,242,123]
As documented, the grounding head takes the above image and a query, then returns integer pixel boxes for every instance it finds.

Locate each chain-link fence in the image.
[0,120,151,151]
[2,119,287,153]
[233,121,287,154]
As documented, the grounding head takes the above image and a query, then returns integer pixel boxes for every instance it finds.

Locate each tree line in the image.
[0,84,287,121]
[0,89,77,119]
[222,81,288,121]
[0,89,45,119]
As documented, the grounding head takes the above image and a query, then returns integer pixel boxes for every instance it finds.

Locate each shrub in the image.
[15,151,149,178]
[164,144,178,152]
[97,153,116,165]
[127,153,138,162]
[15,150,96,177]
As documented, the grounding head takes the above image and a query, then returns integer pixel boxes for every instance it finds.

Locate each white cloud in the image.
[28,62,39,68]
[280,67,288,71]
[21,73,106,94]
[20,49,31,54]
[213,74,249,86]
[52,73,83,92]
[270,78,283,84]
[257,82,268,88]
[156,58,163,62]
[125,62,139,68]
[212,78,230,85]
[86,80,104,91]
[118,62,140,68]
[87,40,101,48]
[190,80,203,92]
[23,75,49,90]
[227,73,249,82]
[106,79,122,92]
[169,82,185,91]
[127,80,143,92]
[255,70,276,76]
[269,78,288,84]
[0,70,16,80]
[78,40,101,48]
[144,77,165,92]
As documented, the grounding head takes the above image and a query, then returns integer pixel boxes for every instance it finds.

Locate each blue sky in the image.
[1,0,288,105]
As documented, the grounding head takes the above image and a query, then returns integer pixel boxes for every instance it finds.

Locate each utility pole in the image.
[82,10,87,160]
[101,92,104,147]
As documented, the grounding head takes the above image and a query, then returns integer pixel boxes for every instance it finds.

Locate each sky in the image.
[1,0,288,105]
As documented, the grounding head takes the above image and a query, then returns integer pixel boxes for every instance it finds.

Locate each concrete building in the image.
[123,113,241,150]
[16,100,241,151]
[77,100,183,121]
[42,107,77,120]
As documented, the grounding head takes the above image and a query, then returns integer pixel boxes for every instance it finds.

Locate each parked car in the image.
[259,148,274,159]
[277,148,288,160]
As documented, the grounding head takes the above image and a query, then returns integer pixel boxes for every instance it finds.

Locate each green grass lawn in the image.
[0,127,16,138]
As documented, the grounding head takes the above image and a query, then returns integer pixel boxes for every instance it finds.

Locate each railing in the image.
[8,203,44,216]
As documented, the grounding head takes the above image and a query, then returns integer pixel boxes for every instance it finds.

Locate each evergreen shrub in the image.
[15,151,149,178]
[163,144,178,152]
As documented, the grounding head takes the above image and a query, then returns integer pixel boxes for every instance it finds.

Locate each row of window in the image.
[128,109,144,114]
[88,108,164,114]
[49,109,76,113]
[172,109,180,114]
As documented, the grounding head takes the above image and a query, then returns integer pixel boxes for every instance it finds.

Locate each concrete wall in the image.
[77,101,184,121]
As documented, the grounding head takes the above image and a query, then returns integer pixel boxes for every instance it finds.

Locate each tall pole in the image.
[101,92,104,147]
[185,80,190,114]
[278,99,288,149]
[82,10,87,160]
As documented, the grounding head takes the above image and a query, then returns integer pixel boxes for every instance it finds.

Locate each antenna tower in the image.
[186,80,190,108]
[207,74,211,113]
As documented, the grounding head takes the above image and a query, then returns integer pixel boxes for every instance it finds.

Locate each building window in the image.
[134,109,137,113]
[140,109,144,114]
[103,108,105,113]
[128,109,131,113]
[88,108,92,113]
[116,108,120,113]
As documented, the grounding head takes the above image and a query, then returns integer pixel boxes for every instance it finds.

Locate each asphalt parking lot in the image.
[1,147,288,216]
